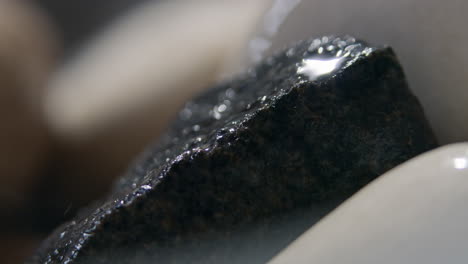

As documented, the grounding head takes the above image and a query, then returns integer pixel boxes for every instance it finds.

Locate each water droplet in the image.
[192,124,200,132]
[60,231,67,239]
[141,185,151,190]
[362,47,374,56]
[297,57,344,81]
[217,104,227,113]
[346,37,356,44]
[213,111,221,120]
[337,41,347,48]
[344,44,360,53]
[225,89,236,99]
[180,108,192,120]
[308,39,322,51]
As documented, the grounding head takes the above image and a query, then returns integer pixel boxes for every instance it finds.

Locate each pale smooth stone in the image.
[270,143,468,264]
[264,0,468,144]
[45,0,269,139]
[0,1,57,208]
[43,0,270,204]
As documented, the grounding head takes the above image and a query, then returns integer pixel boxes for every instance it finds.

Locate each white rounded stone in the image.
[270,143,468,264]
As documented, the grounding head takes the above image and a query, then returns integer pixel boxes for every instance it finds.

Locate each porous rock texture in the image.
[30,36,437,264]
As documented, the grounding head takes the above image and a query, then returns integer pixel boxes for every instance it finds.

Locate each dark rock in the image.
[29,36,437,264]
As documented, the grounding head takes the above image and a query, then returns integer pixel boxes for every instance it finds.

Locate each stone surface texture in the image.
[30,36,437,264]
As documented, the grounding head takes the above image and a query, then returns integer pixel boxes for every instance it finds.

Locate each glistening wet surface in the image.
[30,36,437,264]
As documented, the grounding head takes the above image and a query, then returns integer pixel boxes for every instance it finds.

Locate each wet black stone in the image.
[29,36,438,264]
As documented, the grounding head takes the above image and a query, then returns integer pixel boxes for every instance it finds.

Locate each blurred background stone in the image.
[0,0,57,220]
[0,1,58,263]
[34,0,150,59]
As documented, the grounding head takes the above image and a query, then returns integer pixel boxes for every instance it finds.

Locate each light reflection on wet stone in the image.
[30,36,437,264]
[297,57,344,81]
